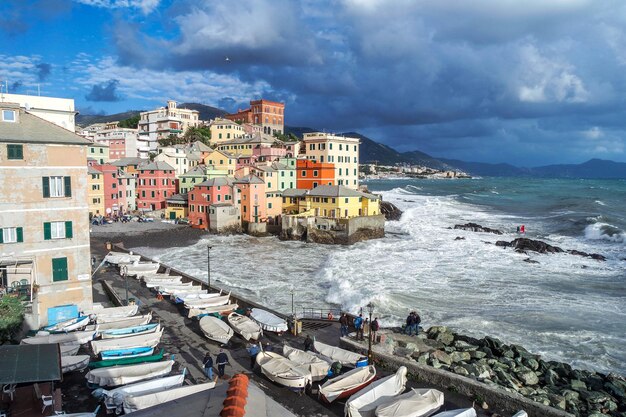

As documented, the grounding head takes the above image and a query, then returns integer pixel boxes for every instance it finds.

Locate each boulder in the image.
[604,381,625,399]
[430,350,452,365]
[483,336,504,355]
[524,358,539,371]
[570,379,587,392]
[470,350,487,360]
[421,338,446,350]
[567,249,606,261]
[453,223,503,234]
[380,201,403,221]
[516,369,539,386]
[548,394,567,410]
[453,340,478,351]
[543,369,560,386]
[561,389,580,402]
[453,366,470,377]
[450,351,471,363]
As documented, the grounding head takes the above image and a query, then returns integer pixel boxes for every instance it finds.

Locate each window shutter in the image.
[64,176,72,197]
[42,177,50,198]
[16,227,23,243]
[65,221,73,239]
[0,229,3,244]
[43,222,51,240]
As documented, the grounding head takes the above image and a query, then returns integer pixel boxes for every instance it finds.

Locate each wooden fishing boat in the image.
[56,406,101,417]
[124,262,160,276]
[60,344,80,356]
[91,329,163,355]
[283,345,331,382]
[345,366,407,417]
[100,346,154,361]
[21,329,98,346]
[85,360,174,387]
[100,323,160,339]
[374,388,444,417]
[314,339,368,367]
[44,315,90,333]
[432,409,477,417]
[87,313,152,331]
[147,282,192,290]
[93,305,139,322]
[105,251,140,265]
[123,382,216,414]
[61,355,90,373]
[187,303,239,319]
[256,350,312,390]
[249,308,288,334]
[90,349,165,368]
[319,365,377,403]
[198,316,233,344]
[227,312,262,341]
[184,293,230,309]
[175,290,222,303]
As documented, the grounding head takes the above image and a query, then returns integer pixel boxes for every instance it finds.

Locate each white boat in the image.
[227,312,262,341]
[123,382,216,413]
[375,388,444,417]
[512,412,528,417]
[282,345,330,382]
[101,323,160,339]
[187,303,239,319]
[85,360,174,387]
[105,251,141,265]
[199,316,234,344]
[21,329,98,346]
[87,313,152,331]
[100,371,186,413]
[141,274,182,282]
[319,365,377,403]
[61,355,90,373]
[432,409,477,417]
[184,293,231,309]
[148,282,192,290]
[93,305,139,322]
[314,339,368,367]
[176,291,222,302]
[256,350,312,389]
[91,329,163,355]
[56,406,101,417]
[60,344,80,356]
[345,366,408,417]
[168,288,207,298]
[249,308,288,333]
[124,262,160,276]
[44,315,90,333]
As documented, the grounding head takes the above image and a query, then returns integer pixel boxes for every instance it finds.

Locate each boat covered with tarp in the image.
[256,350,312,390]
[61,355,90,373]
[227,312,262,341]
[188,303,239,319]
[282,345,331,382]
[91,329,163,355]
[198,316,233,344]
[123,382,216,414]
[374,388,444,417]
[249,308,288,333]
[314,339,368,367]
[345,366,408,417]
[85,360,174,387]
[319,365,377,403]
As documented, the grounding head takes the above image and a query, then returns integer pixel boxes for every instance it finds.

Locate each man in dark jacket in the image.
[216,349,229,378]
[247,343,260,368]
[303,335,314,352]
[203,352,214,380]
[405,313,414,335]
[371,318,380,343]
[339,313,349,337]
[354,314,364,341]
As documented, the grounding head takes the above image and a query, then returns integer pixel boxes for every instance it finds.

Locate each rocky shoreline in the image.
[375,326,625,416]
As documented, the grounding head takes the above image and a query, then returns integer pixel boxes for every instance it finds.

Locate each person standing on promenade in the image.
[339,313,349,337]
[405,312,414,335]
[354,314,364,341]
[203,352,214,380]
[371,318,379,344]
[303,335,314,352]
[216,349,229,378]
[414,311,421,335]
[247,343,260,368]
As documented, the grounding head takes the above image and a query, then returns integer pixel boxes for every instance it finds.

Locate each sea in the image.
[133,177,626,375]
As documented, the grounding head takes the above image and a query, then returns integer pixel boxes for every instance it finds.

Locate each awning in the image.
[0,344,62,384]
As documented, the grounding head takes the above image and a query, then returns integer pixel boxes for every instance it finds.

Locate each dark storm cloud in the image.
[10,80,23,93]
[0,0,70,35]
[109,0,626,163]
[85,79,122,102]
[217,97,238,112]
[35,63,51,81]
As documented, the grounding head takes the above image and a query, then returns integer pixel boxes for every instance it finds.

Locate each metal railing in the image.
[299,307,343,321]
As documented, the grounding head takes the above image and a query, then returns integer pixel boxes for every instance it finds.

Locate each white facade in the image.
[0,93,76,132]
[95,127,139,159]
[302,132,360,189]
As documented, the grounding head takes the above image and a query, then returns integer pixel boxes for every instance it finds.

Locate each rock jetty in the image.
[454,223,503,234]
[496,238,606,261]
[375,327,624,416]
[380,201,403,221]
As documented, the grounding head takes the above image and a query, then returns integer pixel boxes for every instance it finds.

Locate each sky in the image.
[1,0,626,166]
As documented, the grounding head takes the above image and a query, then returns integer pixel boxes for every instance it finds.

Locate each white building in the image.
[0,93,77,132]
[94,126,139,159]
[302,132,360,189]
[137,100,200,157]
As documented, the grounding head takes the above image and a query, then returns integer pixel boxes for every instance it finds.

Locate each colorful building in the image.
[179,165,229,194]
[154,144,199,177]
[0,102,93,327]
[92,163,128,216]
[250,165,282,219]
[203,149,237,176]
[136,161,177,211]
[284,185,380,218]
[296,159,336,190]
[94,125,139,160]
[87,166,105,216]
[165,193,188,220]
[188,177,239,230]
[88,141,109,164]
[225,98,285,135]
[234,175,266,224]
[209,118,245,145]
[216,133,280,158]
[302,132,360,189]
[137,100,200,157]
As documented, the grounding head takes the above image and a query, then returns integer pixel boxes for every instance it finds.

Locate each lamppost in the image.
[121,265,128,306]
[367,302,374,364]
[207,245,213,289]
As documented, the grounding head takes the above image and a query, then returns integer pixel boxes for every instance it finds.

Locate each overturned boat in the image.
[123,382,216,414]
[282,345,331,382]
[256,350,312,390]
[61,355,90,373]
[184,293,231,309]
[85,360,174,387]
[249,308,288,334]
[199,316,233,344]
[21,329,98,346]
[227,312,262,341]
[105,251,141,265]
[345,366,408,417]
[92,305,139,322]
[319,365,376,403]
[87,313,152,331]
[123,261,160,276]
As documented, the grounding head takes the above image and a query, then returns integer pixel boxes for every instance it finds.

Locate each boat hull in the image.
[61,355,90,373]
[91,349,165,368]
[101,347,154,360]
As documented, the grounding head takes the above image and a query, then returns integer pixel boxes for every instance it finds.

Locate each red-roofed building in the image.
[224,99,285,135]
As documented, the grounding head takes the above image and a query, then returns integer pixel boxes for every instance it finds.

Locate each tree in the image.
[184,126,211,145]
[0,296,24,343]
[274,132,300,142]
[118,115,140,129]
[157,134,185,147]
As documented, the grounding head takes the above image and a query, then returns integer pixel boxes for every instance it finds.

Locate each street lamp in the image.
[207,245,213,289]
[367,302,374,364]
[121,265,129,306]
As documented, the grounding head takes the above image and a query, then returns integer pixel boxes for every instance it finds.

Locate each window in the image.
[268,202,272,209]
[345,198,349,203]
[313,170,318,177]
[43,176,71,198]
[1,227,23,243]
[2,110,16,122]
[301,170,306,177]
[44,221,72,240]
[7,144,23,159]
[151,191,155,198]
[52,257,68,282]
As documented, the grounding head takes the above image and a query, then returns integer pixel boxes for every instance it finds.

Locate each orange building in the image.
[296,159,335,190]
[234,175,266,223]
[225,99,285,135]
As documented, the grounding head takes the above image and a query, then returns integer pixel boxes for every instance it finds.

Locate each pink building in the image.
[92,163,128,215]
[136,161,177,211]
[188,177,239,230]
[251,145,287,163]
[234,175,266,223]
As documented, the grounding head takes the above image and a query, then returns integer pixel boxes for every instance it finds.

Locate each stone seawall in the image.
[280,214,385,245]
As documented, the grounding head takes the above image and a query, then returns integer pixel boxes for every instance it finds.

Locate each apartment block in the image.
[302,132,360,189]
[137,100,200,157]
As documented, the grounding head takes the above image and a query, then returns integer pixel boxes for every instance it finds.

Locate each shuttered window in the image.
[7,144,23,159]
[43,221,72,240]
[52,257,68,282]
[1,227,23,243]
[42,176,71,198]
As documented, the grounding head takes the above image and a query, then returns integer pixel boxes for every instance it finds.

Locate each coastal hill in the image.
[77,105,626,179]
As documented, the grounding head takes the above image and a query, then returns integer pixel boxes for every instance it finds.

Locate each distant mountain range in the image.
[76,105,626,179]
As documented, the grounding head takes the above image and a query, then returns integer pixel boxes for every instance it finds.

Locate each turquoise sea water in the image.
[137,177,626,374]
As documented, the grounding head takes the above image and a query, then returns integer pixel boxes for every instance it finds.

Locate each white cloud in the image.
[583,126,603,139]
[0,55,45,92]
[73,0,160,14]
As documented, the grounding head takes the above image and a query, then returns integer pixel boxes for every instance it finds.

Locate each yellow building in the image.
[216,133,278,157]
[284,185,380,218]
[302,132,360,189]
[209,118,245,145]
[165,193,188,220]
[0,103,93,328]
[88,166,105,216]
[203,149,237,175]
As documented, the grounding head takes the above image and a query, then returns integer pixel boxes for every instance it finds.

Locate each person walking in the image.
[216,349,229,378]
[339,313,349,337]
[247,343,260,368]
[203,352,214,380]
[371,317,379,344]
[303,335,314,352]
[354,314,364,341]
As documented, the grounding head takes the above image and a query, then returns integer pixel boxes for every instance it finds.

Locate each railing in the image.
[299,307,343,321]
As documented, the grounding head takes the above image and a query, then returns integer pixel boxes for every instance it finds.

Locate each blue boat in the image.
[100,346,154,360]
[100,323,159,339]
